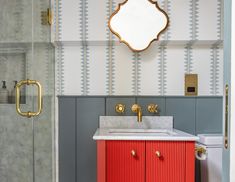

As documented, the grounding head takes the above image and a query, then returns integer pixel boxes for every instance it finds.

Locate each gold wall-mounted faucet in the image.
[131,104,142,122]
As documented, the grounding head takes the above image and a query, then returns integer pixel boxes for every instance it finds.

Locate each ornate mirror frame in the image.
[108,0,169,52]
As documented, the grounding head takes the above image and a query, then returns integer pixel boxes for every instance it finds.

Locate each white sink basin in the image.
[108,129,178,136]
[93,128,199,141]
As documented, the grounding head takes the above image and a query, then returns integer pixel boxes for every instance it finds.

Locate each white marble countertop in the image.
[93,128,199,141]
[99,116,173,129]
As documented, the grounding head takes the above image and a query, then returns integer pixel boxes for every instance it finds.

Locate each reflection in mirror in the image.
[109,0,169,52]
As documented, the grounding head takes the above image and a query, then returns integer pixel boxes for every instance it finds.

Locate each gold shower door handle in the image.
[16,79,43,118]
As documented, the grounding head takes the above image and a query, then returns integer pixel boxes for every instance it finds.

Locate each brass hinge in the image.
[41,8,52,25]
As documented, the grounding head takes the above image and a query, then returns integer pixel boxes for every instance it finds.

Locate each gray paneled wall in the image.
[59,98,76,182]
[166,97,196,134]
[76,98,105,182]
[196,98,223,134]
[59,96,223,182]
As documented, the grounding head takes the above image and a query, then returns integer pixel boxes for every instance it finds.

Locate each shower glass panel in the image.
[0,0,55,182]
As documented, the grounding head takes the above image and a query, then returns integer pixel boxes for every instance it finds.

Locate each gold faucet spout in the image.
[137,107,142,122]
[131,104,142,122]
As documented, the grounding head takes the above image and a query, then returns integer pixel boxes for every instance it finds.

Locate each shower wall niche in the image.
[0,49,26,104]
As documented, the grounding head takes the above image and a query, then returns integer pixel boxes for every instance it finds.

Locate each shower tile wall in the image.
[55,0,224,96]
[0,98,53,182]
[0,0,50,42]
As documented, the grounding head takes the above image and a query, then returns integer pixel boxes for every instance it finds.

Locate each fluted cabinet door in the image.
[146,141,187,182]
[106,141,145,182]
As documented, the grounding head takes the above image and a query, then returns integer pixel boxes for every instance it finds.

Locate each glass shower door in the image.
[0,0,55,182]
[31,0,55,181]
[0,0,34,181]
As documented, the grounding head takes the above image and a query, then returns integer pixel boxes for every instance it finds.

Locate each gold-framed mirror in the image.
[109,0,169,52]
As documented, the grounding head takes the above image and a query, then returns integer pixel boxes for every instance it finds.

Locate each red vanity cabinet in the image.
[146,141,195,182]
[106,141,145,182]
[97,140,195,182]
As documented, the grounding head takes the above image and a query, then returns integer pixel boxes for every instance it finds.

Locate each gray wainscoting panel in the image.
[76,98,105,182]
[166,97,196,134]
[59,97,76,182]
[106,97,136,116]
[196,97,223,134]
[137,97,166,116]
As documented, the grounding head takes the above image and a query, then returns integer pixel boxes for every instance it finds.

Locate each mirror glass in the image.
[109,0,169,52]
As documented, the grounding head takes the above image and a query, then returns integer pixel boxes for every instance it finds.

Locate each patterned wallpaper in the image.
[54,0,224,96]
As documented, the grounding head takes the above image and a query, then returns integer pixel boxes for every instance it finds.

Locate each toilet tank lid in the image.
[197,134,223,146]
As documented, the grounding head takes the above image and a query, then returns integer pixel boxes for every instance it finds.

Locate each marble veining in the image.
[99,116,173,129]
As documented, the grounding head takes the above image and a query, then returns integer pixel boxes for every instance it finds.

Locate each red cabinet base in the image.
[97,140,195,182]
[146,141,195,182]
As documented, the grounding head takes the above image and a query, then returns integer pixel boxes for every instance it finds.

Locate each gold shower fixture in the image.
[41,8,52,25]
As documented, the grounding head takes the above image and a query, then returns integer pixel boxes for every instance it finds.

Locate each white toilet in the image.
[196,134,223,182]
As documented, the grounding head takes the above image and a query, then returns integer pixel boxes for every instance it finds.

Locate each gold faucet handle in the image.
[131,104,140,112]
[147,104,158,113]
[115,103,125,114]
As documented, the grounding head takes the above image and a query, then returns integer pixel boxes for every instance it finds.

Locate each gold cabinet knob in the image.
[115,103,125,114]
[148,104,158,113]
[131,150,137,157]
[155,151,161,158]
